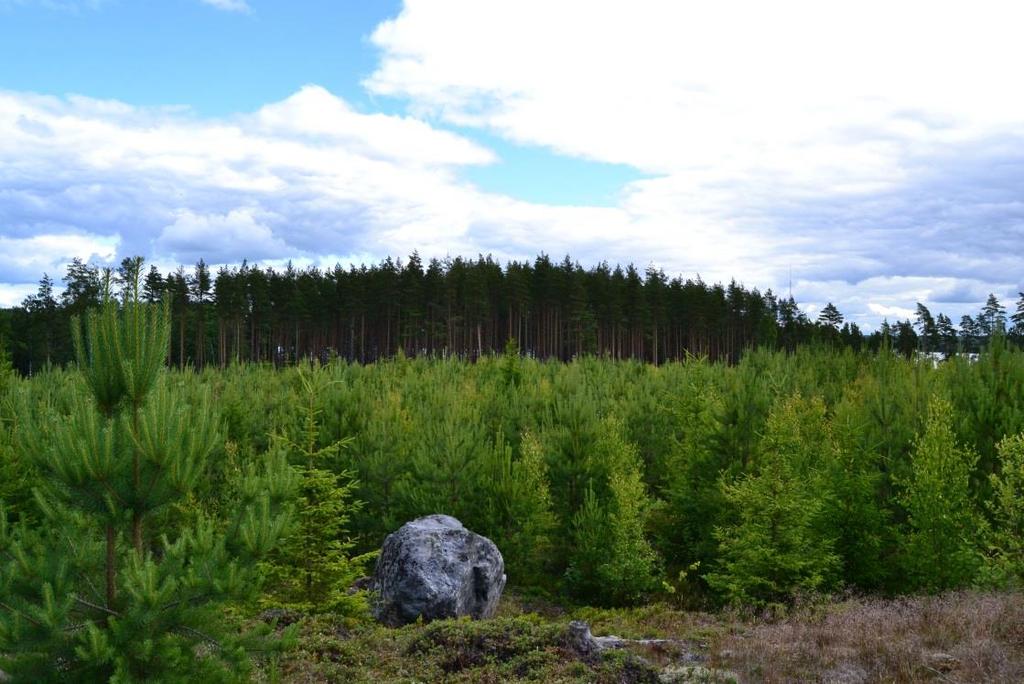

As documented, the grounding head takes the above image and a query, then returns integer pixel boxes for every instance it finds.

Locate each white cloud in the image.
[199,0,249,13]
[368,0,1024,179]
[156,208,288,263]
[869,303,918,321]
[359,0,1024,325]
[0,283,38,308]
[1,18,1023,329]
[0,232,119,286]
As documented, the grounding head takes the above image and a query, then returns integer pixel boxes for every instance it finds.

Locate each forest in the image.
[1,259,1024,681]
[5,255,1023,375]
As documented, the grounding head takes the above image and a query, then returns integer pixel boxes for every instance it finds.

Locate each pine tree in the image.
[914,303,938,352]
[142,265,164,304]
[817,302,843,329]
[0,265,298,681]
[21,274,59,370]
[62,258,101,316]
[480,431,556,588]
[898,397,982,592]
[190,260,212,368]
[0,340,31,522]
[1010,292,1024,343]
[960,314,979,352]
[936,313,957,357]
[980,293,1007,339]
[564,419,661,606]
[985,433,1024,586]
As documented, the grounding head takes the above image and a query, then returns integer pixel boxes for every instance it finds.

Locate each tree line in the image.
[4,254,1024,374]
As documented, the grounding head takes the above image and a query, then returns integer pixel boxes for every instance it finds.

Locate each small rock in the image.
[923,651,960,673]
[821,662,869,684]
[659,665,740,683]
[258,607,302,626]
[347,575,373,595]
[370,514,506,626]
[567,620,603,657]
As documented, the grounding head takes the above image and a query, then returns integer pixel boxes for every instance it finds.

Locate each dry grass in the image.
[713,591,1024,683]
[269,590,1024,683]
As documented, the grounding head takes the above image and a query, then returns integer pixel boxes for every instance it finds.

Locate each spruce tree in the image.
[898,397,982,592]
[705,395,840,607]
[0,266,297,682]
[260,364,370,616]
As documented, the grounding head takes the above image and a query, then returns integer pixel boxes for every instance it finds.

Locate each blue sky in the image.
[1,0,1023,327]
[0,1,393,114]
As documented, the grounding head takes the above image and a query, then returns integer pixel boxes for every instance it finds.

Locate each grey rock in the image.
[370,514,506,626]
[567,620,603,657]
[659,665,740,683]
[923,651,960,673]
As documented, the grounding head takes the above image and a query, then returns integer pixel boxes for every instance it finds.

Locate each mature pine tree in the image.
[62,258,102,316]
[893,320,918,357]
[914,303,938,352]
[1010,292,1024,344]
[0,265,298,681]
[936,313,957,357]
[960,315,979,352]
[21,274,60,371]
[978,293,1007,341]
[142,265,164,304]
[167,267,190,368]
[818,302,844,329]
[190,259,212,368]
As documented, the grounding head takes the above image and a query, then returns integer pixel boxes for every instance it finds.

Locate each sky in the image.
[1,0,1023,328]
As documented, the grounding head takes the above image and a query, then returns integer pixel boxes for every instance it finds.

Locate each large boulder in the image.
[370,514,506,626]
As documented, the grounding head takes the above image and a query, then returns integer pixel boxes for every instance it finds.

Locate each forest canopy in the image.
[4,254,1022,375]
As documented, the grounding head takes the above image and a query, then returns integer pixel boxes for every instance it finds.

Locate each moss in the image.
[269,591,1024,683]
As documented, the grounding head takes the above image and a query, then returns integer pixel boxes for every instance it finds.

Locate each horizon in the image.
[1,1,1023,328]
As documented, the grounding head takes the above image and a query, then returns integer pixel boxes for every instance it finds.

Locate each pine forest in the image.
[1,257,1024,681]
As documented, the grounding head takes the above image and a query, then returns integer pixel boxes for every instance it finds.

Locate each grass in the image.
[265,590,1024,683]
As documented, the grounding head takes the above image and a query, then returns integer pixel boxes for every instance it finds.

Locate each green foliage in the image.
[0,270,297,682]
[478,431,557,589]
[826,383,894,591]
[260,365,371,616]
[705,396,841,606]
[501,337,523,387]
[656,362,728,576]
[0,345,35,521]
[898,397,983,592]
[565,419,662,606]
[984,433,1024,586]
[5,334,1024,621]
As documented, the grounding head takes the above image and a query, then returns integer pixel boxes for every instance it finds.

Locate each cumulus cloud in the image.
[156,209,288,263]
[2,1,1024,326]
[363,0,1024,323]
[0,232,119,306]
